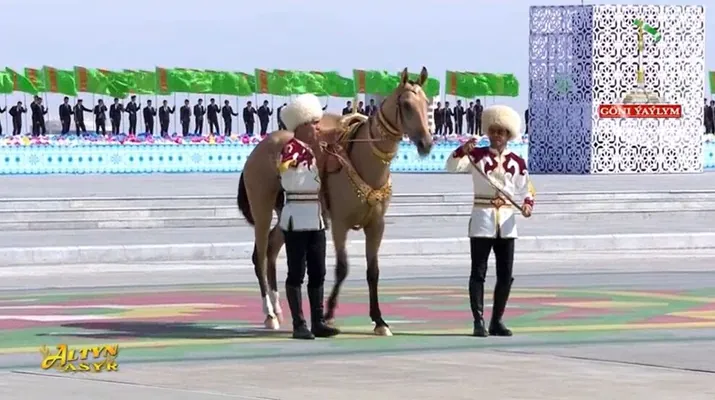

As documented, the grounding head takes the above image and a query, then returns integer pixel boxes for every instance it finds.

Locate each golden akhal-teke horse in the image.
[237,67,434,336]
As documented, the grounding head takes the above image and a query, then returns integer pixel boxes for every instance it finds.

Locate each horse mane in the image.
[318,113,368,143]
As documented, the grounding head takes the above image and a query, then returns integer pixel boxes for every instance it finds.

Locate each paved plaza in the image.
[0,251,714,399]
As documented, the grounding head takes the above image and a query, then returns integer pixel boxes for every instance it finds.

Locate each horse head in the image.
[382,67,434,156]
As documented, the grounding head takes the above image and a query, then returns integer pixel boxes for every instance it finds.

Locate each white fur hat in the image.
[282,93,324,132]
[481,105,521,141]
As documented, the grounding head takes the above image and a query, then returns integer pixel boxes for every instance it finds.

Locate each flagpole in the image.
[219,94,223,136]
[23,94,28,136]
[4,94,8,136]
[174,92,177,136]
[270,95,274,132]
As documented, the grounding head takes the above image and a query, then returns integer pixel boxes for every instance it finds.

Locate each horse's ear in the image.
[400,68,409,85]
[419,67,428,86]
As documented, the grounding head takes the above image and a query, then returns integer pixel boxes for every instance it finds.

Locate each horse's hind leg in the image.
[251,210,279,330]
[364,217,391,336]
[325,222,349,326]
[266,226,285,322]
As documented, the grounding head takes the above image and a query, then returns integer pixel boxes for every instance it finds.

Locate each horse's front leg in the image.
[266,225,285,323]
[324,223,349,326]
[252,216,279,330]
[364,217,391,336]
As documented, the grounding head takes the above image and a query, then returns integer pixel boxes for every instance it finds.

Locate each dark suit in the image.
[454,105,465,134]
[474,104,484,135]
[74,104,92,134]
[341,106,352,115]
[59,103,73,134]
[277,105,287,130]
[466,107,475,135]
[242,106,256,136]
[94,105,108,135]
[221,105,238,135]
[705,105,714,134]
[143,106,156,134]
[444,107,454,135]
[30,102,48,136]
[257,105,272,135]
[125,101,140,135]
[109,104,123,135]
[180,105,191,136]
[193,104,205,135]
[158,105,175,135]
[434,107,444,135]
[207,104,220,134]
[8,106,26,135]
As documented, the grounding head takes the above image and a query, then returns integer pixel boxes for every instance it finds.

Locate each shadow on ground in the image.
[37,322,285,340]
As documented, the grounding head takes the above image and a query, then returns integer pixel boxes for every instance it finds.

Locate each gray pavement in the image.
[4,348,714,400]
[2,172,715,198]
[0,212,709,248]
[1,251,714,399]
[2,249,715,290]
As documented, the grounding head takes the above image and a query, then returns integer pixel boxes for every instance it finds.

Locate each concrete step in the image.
[0,212,706,249]
[1,190,715,210]
[0,199,712,226]
[0,208,711,231]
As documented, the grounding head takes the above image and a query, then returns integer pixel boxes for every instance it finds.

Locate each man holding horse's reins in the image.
[276,93,340,340]
[445,105,536,338]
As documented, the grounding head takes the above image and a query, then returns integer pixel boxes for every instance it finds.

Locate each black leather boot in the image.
[469,278,488,337]
[285,285,314,340]
[489,277,514,337]
[308,286,340,337]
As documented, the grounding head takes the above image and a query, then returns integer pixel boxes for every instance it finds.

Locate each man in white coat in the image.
[445,105,535,337]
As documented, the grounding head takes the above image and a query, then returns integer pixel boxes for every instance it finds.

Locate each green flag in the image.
[446,71,478,98]
[267,70,294,95]
[254,69,300,96]
[475,73,519,97]
[124,70,156,94]
[156,67,191,94]
[25,68,46,92]
[43,66,77,96]
[633,19,662,42]
[313,71,355,97]
[177,69,213,93]
[209,71,254,96]
[102,70,132,98]
[5,68,38,94]
[255,69,270,94]
[709,71,715,94]
[75,66,111,94]
[0,71,12,94]
[353,70,400,95]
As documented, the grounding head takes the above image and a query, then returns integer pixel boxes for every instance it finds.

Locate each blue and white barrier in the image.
[0,141,713,175]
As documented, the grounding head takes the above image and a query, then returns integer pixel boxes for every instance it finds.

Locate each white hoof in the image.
[374,326,393,336]
[264,316,280,330]
[325,318,336,328]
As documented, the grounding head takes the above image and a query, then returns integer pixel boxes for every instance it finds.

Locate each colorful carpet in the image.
[1,283,714,360]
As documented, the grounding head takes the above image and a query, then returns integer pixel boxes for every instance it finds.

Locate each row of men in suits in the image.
[59,96,277,137]
[704,99,715,134]
[0,97,285,137]
[0,96,50,136]
[433,100,485,136]
[340,99,379,117]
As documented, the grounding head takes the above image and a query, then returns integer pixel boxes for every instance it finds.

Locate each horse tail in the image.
[237,173,255,226]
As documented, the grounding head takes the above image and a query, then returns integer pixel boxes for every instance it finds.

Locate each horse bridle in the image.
[368,83,426,163]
